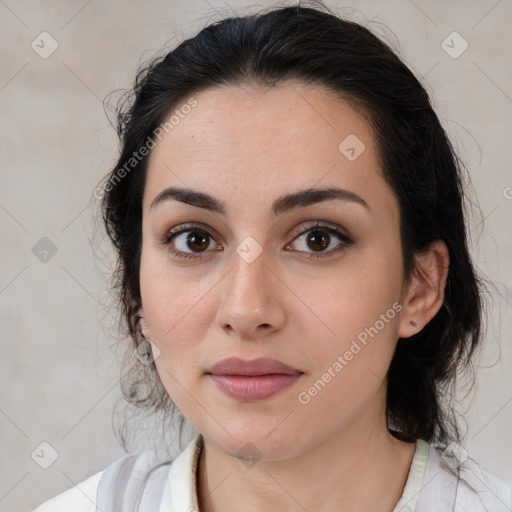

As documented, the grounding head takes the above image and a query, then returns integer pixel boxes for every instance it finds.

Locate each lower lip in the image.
[209,373,302,401]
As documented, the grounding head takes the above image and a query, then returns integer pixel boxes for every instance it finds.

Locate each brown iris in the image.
[186,230,210,252]
[306,229,330,252]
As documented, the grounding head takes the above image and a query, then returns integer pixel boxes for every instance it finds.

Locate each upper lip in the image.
[207,357,303,376]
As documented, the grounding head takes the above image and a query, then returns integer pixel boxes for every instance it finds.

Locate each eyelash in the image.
[161,221,354,261]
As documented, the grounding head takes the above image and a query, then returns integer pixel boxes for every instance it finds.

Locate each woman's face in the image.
[140,82,414,459]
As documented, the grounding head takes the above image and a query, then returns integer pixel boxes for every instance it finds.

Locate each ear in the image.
[397,240,450,339]
[138,307,151,340]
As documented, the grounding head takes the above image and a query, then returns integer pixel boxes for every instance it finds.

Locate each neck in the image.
[196,397,417,512]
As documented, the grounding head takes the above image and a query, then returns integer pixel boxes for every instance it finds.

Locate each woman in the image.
[34,1,512,511]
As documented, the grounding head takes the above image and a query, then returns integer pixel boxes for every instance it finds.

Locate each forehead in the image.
[143,82,396,220]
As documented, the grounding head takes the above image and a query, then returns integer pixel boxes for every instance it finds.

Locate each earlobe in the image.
[397,240,450,339]
[138,307,151,339]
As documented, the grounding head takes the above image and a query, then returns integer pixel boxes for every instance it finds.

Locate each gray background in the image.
[1,1,511,510]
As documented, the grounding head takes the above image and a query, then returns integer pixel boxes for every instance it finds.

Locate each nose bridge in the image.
[227,239,269,309]
[216,238,282,334]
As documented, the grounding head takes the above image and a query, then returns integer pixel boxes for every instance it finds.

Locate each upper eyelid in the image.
[163,221,219,243]
[289,221,351,239]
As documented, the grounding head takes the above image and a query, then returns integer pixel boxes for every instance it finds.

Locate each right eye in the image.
[162,224,221,260]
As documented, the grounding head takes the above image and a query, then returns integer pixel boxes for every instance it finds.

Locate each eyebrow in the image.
[149,185,370,217]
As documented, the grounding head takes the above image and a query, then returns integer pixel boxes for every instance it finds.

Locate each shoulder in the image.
[419,442,512,512]
[32,450,170,512]
[454,449,512,511]
[33,469,104,512]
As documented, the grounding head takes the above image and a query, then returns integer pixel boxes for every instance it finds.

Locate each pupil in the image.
[308,230,329,251]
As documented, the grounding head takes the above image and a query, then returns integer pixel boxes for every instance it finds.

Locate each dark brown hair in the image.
[98,0,491,452]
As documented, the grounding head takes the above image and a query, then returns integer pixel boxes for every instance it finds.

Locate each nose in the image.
[215,247,285,338]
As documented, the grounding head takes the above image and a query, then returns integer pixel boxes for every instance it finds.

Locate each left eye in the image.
[286,224,353,258]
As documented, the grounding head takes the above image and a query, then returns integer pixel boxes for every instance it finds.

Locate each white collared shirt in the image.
[34,434,512,512]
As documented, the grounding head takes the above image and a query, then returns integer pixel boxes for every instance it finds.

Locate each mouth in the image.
[206,357,304,401]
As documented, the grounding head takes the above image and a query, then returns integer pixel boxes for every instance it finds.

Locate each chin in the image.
[203,422,305,462]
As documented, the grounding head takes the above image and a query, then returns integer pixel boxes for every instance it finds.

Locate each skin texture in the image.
[139,82,449,512]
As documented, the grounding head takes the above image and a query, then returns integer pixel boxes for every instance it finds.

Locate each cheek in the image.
[296,307,399,423]
[140,245,198,336]
[141,281,208,350]
[300,252,402,387]
[139,247,215,369]
[308,253,401,336]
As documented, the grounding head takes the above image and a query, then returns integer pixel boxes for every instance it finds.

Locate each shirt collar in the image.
[391,439,429,512]
[159,434,428,512]
[159,432,203,512]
